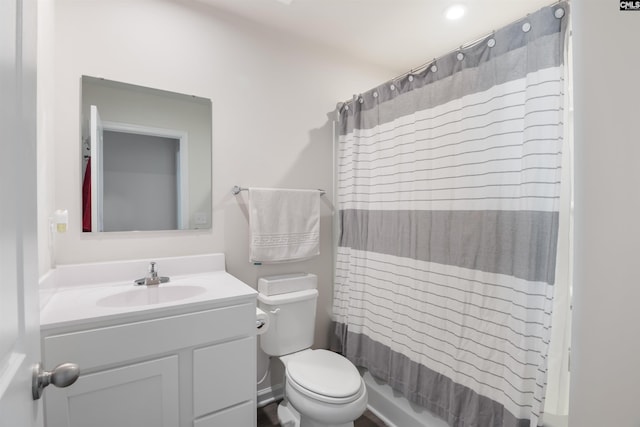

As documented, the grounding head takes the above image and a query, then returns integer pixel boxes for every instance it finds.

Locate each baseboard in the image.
[257,384,284,408]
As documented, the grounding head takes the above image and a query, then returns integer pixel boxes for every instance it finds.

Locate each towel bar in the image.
[232,186,325,196]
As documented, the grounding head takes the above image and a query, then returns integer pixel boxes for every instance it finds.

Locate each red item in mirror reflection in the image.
[82,158,91,232]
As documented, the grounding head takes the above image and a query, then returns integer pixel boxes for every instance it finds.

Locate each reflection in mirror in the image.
[81,76,212,232]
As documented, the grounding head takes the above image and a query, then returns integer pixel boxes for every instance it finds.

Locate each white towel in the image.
[249,188,320,263]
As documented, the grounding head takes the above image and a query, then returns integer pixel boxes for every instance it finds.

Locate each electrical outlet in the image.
[194,212,207,225]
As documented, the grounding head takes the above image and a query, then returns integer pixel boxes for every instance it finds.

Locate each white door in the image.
[0,0,42,426]
[90,105,104,232]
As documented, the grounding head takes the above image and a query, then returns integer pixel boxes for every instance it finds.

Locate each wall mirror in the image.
[81,76,212,232]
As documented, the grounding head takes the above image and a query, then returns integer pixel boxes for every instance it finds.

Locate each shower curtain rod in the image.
[339,0,563,106]
[338,31,489,107]
[338,34,490,107]
[231,185,326,196]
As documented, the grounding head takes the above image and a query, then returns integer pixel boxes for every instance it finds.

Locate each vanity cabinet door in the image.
[44,356,179,427]
[193,336,255,419]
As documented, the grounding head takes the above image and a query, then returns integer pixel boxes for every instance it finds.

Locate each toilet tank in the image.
[257,273,318,356]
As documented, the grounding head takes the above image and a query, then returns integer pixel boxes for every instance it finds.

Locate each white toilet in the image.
[258,273,367,427]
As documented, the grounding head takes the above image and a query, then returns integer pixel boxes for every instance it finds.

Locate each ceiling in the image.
[193,0,554,75]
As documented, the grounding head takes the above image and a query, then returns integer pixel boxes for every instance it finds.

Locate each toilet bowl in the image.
[257,274,367,427]
[280,349,368,427]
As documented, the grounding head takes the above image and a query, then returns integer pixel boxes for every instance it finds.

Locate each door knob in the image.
[32,362,80,400]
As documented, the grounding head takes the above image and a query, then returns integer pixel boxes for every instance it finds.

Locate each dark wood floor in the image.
[257,400,387,427]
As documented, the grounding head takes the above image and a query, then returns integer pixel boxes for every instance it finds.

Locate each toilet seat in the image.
[286,375,365,405]
[285,349,364,404]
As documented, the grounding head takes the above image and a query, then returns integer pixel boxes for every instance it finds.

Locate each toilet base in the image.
[278,399,300,427]
[277,399,354,427]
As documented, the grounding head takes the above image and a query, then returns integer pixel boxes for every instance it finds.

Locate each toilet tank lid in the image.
[258,273,317,296]
[258,289,318,305]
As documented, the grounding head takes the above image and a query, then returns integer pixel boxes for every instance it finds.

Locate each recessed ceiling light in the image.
[445,4,466,20]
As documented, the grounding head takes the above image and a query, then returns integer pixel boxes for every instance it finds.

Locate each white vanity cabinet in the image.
[41,299,257,427]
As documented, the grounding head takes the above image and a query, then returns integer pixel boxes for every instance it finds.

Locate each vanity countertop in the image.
[40,270,257,333]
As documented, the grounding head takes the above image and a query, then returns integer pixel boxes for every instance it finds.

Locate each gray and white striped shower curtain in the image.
[331,3,569,427]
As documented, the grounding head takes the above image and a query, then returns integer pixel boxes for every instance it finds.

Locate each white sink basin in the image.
[40,267,259,331]
[96,285,207,307]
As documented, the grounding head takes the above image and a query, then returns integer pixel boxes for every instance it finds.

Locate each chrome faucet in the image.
[134,261,170,286]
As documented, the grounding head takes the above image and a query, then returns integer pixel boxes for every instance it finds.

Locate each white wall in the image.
[41,0,393,355]
[570,1,640,426]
